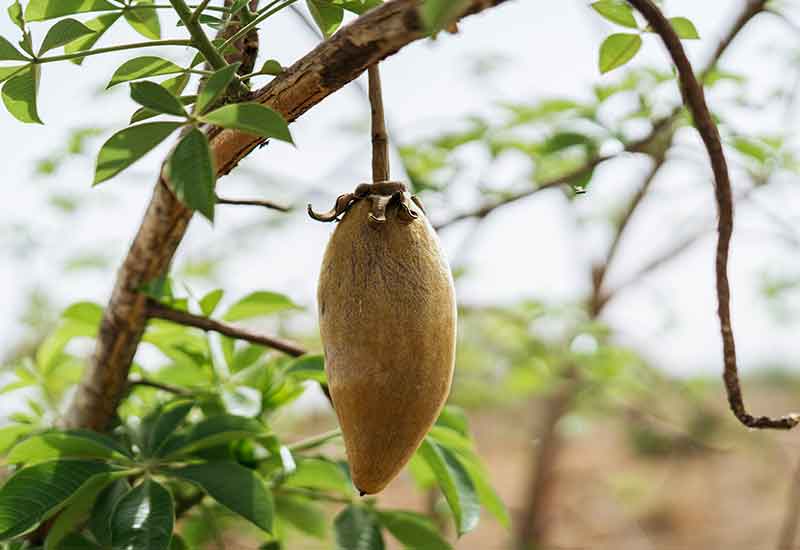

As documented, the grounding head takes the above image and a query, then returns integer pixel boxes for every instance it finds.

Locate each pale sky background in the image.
[0,0,799,381]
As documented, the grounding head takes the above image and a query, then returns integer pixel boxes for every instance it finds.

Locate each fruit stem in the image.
[368,64,390,183]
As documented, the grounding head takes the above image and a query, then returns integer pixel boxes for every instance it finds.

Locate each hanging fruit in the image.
[308,65,457,495]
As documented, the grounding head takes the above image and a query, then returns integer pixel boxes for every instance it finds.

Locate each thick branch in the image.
[64,0,507,431]
[627,0,798,429]
[147,300,307,357]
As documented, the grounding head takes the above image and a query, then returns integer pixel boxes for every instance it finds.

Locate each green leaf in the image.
[669,16,699,39]
[7,431,129,464]
[62,301,103,325]
[435,405,469,437]
[334,505,385,550]
[337,0,382,15]
[2,66,41,124]
[131,94,196,124]
[0,459,114,539]
[39,18,95,55]
[598,33,642,74]
[143,400,194,456]
[44,472,126,550]
[159,414,266,458]
[417,438,480,536]
[229,344,266,372]
[196,62,240,114]
[64,12,121,65]
[168,461,273,533]
[166,127,216,222]
[107,56,184,88]
[733,136,770,164]
[0,36,28,61]
[93,121,182,185]
[223,291,299,321]
[461,459,510,530]
[0,424,35,454]
[420,0,468,32]
[202,103,293,144]
[590,1,637,29]
[36,317,98,372]
[306,0,343,37]
[124,0,161,40]
[0,65,25,86]
[377,510,452,550]
[285,458,351,495]
[274,495,326,538]
[25,0,118,21]
[8,1,24,31]
[160,72,190,95]
[57,533,104,549]
[89,479,131,546]
[260,59,282,76]
[111,479,174,550]
[285,355,326,384]
[199,289,224,316]
[130,81,188,117]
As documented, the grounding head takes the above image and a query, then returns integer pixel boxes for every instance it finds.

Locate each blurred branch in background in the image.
[776,455,800,550]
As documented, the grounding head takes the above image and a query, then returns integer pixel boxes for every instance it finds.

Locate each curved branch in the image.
[146,300,307,357]
[64,0,509,431]
[627,0,799,430]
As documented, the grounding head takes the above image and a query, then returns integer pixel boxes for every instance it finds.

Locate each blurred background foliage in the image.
[1,0,800,549]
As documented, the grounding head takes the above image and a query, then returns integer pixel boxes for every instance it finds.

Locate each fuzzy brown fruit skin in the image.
[318,198,457,495]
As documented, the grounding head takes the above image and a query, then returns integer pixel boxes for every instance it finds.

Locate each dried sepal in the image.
[308,181,421,228]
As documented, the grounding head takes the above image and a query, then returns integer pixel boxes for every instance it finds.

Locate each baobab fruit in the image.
[309,181,457,495]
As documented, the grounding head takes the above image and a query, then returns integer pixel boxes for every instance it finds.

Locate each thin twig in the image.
[590,152,670,315]
[127,377,194,396]
[368,65,390,182]
[627,0,799,429]
[434,156,611,230]
[273,486,353,504]
[169,0,230,72]
[288,429,341,452]
[146,299,307,357]
[190,0,212,22]
[216,195,291,212]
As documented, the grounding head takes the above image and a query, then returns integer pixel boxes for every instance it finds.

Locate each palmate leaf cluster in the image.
[0,282,509,549]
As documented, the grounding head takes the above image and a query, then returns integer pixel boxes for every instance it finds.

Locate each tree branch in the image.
[434,155,611,230]
[627,0,799,430]
[64,0,508,432]
[146,300,307,357]
[216,195,291,212]
[127,377,194,396]
[777,455,800,550]
[169,0,229,71]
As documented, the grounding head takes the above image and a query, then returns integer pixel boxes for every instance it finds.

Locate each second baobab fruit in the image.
[310,181,457,495]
